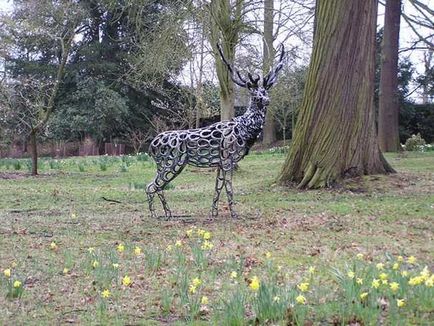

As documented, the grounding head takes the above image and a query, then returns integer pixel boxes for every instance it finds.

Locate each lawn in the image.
[0,151,433,325]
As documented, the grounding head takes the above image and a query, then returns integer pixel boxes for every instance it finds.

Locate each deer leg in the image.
[223,168,238,219]
[210,167,225,219]
[146,182,158,219]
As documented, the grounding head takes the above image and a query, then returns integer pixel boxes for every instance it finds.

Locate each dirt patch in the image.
[0,172,29,179]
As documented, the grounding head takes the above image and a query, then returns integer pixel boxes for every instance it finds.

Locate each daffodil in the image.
[392,262,400,270]
[273,296,280,303]
[134,246,142,256]
[382,279,388,285]
[230,271,238,279]
[308,266,315,274]
[117,243,125,253]
[295,295,306,304]
[265,252,272,259]
[360,292,368,300]
[197,229,205,236]
[401,270,409,277]
[88,247,95,253]
[407,256,416,264]
[13,280,21,288]
[122,275,132,286]
[203,231,211,240]
[420,266,430,280]
[372,279,380,289]
[379,273,388,281]
[201,240,214,250]
[397,255,404,262]
[201,296,209,305]
[425,276,434,287]
[50,241,57,250]
[71,212,77,219]
[249,276,260,291]
[63,267,69,274]
[189,284,197,294]
[166,245,173,252]
[409,276,424,286]
[186,229,193,237]
[92,260,99,268]
[175,240,182,247]
[3,268,11,278]
[356,278,363,285]
[396,298,405,308]
[347,271,355,279]
[376,263,384,270]
[101,289,111,298]
[390,282,399,292]
[297,282,309,292]
[112,263,119,269]
[192,277,202,287]
[356,253,364,260]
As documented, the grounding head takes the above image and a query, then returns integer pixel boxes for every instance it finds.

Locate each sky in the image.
[1,0,433,101]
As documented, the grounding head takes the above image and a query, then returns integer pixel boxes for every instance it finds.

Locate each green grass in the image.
[0,152,433,324]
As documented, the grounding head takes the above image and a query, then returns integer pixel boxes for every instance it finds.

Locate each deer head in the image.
[217,44,285,108]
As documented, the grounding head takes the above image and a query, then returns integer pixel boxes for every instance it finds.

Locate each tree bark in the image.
[30,130,38,176]
[262,0,276,145]
[378,0,401,152]
[278,0,395,189]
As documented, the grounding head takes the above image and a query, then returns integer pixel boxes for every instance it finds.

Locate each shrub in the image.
[404,133,426,151]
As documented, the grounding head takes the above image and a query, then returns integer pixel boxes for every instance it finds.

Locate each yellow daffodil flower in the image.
[273,296,280,303]
[203,231,211,240]
[175,240,182,248]
[297,282,309,292]
[425,276,434,287]
[88,247,95,253]
[409,276,424,286]
[102,289,111,298]
[265,252,272,259]
[376,263,384,270]
[356,278,363,285]
[396,298,405,308]
[420,266,430,280]
[372,279,380,289]
[3,268,11,278]
[308,266,315,274]
[296,295,306,304]
[379,273,388,281]
[356,253,364,260]
[230,271,238,279]
[192,277,202,287]
[112,263,119,269]
[166,245,173,252]
[360,292,368,300]
[392,262,399,270]
[347,271,355,279]
[13,280,21,288]
[382,279,389,285]
[390,282,399,292]
[92,260,99,268]
[122,275,132,286]
[189,284,196,294]
[201,240,214,250]
[117,243,125,253]
[197,229,205,236]
[186,229,193,237]
[63,268,69,274]
[249,276,260,291]
[397,256,404,262]
[50,241,57,250]
[201,296,209,305]
[134,246,142,256]
[407,256,416,264]
[401,270,409,277]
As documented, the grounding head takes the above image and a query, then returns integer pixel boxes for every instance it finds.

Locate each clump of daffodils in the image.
[249,276,260,291]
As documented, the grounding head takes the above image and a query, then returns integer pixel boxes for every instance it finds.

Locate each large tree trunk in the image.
[30,130,38,176]
[279,0,395,189]
[378,0,401,152]
[262,0,276,145]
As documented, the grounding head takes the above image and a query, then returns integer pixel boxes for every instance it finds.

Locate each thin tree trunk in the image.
[279,0,394,189]
[262,0,276,145]
[378,0,401,152]
[30,130,38,176]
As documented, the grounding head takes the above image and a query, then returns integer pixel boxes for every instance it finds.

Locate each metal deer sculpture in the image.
[146,44,285,219]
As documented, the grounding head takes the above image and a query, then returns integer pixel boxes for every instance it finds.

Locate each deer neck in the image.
[235,99,267,144]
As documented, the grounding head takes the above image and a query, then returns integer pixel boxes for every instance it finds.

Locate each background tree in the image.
[279,0,394,189]
[378,0,402,152]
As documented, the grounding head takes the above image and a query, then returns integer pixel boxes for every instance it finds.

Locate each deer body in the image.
[146,45,284,219]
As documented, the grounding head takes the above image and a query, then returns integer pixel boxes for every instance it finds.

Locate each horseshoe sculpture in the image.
[146,44,285,219]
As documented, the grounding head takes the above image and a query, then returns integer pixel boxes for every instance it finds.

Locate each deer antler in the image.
[263,44,285,90]
[217,44,250,88]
